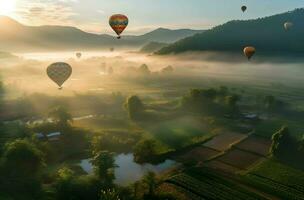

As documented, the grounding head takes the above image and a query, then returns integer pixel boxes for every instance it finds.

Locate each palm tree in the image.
[142,171,158,196]
[92,151,117,188]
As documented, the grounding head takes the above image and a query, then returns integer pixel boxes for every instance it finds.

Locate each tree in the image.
[124,96,144,120]
[0,139,44,198]
[55,167,75,200]
[264,95,276,110]
[1,139,44,176]
[225,94,240,107]
[92,151,117,188]
[133,139,157,163]
[225,94,241,115]
[55,167,100,200]
[200,88,217,100]
[142,171,158,197]
[138,64,151,75]
[161,65,174,74]
[218,86,228,97]
[108,67,114,75]
[270,126,294,157]
[298,135,304,153]
[100,189,120,200]
[49,106,73,128]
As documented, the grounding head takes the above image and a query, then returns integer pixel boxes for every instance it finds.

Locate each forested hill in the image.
[157,8,304,55]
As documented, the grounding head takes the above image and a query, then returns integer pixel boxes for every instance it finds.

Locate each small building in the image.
[35,133,46,140]
[46,132,62,141]
[243,113,259,120]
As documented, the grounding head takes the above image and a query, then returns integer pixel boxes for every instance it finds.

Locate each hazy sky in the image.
[3,0,304,35]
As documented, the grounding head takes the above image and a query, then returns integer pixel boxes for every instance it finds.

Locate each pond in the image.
[79,153,178,186]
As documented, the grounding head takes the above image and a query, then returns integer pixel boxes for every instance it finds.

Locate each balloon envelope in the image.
[243,47,256,60]
[47,62,72,89]
[241,6,247,12]
[109,14,128,39]
[284,22,293,31]
[76,52,82,58]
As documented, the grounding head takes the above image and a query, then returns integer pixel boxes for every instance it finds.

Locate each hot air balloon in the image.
[109,14,128,39]
[241,6,247,12]
[284,22,293,31]
[76,52,82,59]
[47,62,72,89]
[243,46,256,60]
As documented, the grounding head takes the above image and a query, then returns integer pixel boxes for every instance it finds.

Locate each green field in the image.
[243,159,304,200]
[166,168,267,200]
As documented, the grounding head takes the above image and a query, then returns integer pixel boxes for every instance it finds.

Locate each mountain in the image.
[0,16,203,52]
[157,9,304,55]
[140,42,168,53]
[131,28,203,43]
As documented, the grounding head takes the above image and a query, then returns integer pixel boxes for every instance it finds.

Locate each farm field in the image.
[175,146,220,163]
[157,183,202,200]
[205,160,241,174]
[235,136,271,156]
[217,149,265,170]
[166,168,268,200]
[203,132,248,151]
[242,159,304,200]
[248,159,304,191]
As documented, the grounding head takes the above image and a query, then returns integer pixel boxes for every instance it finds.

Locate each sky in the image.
[2,0,304,35]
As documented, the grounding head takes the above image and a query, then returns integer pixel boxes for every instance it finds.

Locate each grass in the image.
[141,116,215,150]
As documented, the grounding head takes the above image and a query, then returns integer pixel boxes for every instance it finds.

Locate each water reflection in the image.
[79,153,178,186]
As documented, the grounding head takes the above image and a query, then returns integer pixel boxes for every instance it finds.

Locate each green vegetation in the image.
[92,151,117,188]
[133,139,157,163]
[243,159,304,200]
[0,139,45,200]
[140,42,168,53]
[167,168,266,200]
[157,8,304,55]
[1,67,304,200]
[125,95,145,121]
[269,126,304,168]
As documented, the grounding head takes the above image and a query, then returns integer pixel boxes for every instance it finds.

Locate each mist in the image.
[1,51,303,101]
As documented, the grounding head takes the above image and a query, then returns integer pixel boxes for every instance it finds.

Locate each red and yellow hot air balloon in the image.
[243,46,256,60]
[109,14,129,39]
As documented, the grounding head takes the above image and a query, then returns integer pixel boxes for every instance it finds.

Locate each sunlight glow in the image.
[0,0,16,15]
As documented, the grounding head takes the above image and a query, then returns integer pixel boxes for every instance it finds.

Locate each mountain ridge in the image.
[0,16,204,52]
[157,8,304,55]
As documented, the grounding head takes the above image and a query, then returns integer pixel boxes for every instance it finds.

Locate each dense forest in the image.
[157,9,304,55]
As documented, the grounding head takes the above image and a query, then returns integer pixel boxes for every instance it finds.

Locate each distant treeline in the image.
[157,8,304,55]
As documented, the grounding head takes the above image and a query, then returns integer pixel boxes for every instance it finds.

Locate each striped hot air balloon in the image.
[109,14,129,39]
[47,62,72,89]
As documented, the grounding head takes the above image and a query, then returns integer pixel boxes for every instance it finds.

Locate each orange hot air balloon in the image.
[243,46,256,60]
[109,14,128,39]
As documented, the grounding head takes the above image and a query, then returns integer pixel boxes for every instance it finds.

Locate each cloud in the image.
[15,0,78,26]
